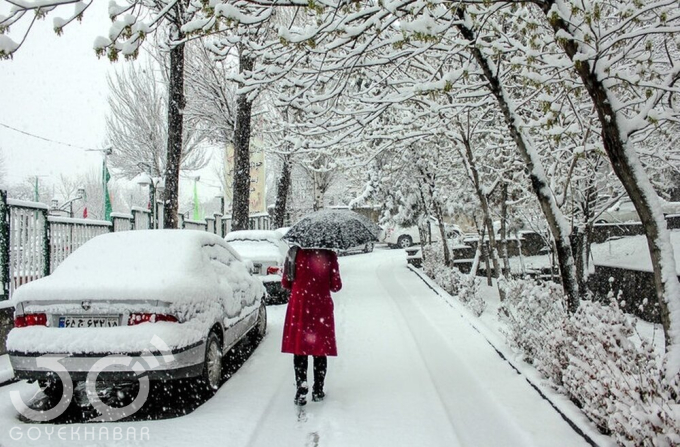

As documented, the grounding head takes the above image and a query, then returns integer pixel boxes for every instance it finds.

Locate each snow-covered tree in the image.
[106,57,207,179]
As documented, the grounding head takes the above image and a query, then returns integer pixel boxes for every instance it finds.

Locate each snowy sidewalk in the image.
[0,249,604,446]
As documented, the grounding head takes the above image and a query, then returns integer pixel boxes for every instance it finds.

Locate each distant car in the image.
[225,230,291,304]
[8,230,266,399]
[596,198,680,223]
[383,218,461,248]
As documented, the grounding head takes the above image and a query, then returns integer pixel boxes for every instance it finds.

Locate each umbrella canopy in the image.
[283,209,380,250]
[352,212,382,239]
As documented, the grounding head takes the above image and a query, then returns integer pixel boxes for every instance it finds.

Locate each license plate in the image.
[58,316,120,328]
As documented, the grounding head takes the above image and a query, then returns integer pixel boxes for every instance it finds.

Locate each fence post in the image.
[0,191,9,299]
[214,213,223,236]
[42,208,51,277]
[157,201,164,229]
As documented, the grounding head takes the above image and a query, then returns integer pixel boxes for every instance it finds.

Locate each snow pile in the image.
[422,243,485,316]
[499,279,680,446]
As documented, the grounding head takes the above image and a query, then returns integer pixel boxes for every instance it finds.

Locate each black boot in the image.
[293,355,309,406]
[312,356,327,402]
[295,382,308,406]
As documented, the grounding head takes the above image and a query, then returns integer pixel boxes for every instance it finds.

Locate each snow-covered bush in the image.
[563,297,679,446]
[501,280,680,446]
[499,278,570,388]
[422,243,485,316]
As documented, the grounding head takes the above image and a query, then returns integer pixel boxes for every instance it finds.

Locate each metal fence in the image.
[0,191,271,300]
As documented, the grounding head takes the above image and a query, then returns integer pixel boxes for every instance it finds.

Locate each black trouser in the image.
[293,355,327,391]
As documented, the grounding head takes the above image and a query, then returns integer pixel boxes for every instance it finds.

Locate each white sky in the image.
[0,1,223,205]
[0,1,112,185]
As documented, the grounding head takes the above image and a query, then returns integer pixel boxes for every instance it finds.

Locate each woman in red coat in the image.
[281,247,342,406]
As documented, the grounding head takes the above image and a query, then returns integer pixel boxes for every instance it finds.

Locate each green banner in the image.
[103,160,112,221]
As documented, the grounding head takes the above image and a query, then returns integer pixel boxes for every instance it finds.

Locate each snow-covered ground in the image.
[0,248,608,446]
[474,229,680,275]
[591,230,680,273]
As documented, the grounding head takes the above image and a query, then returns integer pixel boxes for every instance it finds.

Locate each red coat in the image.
[281,248,342,356]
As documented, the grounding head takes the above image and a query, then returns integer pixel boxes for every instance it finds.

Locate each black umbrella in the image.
[283,209,380,250]
[352,212,382,240]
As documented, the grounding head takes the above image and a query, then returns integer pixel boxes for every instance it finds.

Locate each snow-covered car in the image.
[7,230,266,397]
[383,218,462,248]
[225,230,290,304]
[596,197,680,224]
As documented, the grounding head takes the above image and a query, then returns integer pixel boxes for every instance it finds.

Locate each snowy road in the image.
[0,248,591,447]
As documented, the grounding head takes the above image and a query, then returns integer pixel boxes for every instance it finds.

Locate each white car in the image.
[8,230,266,400]
[596,197,680,224]
[225,230,290,304]
[383,218,462,248]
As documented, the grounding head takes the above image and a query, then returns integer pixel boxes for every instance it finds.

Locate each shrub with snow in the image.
[500,279,680,446]
[563,297,679,446]
[499,278,570,388]
[422,243,485,316]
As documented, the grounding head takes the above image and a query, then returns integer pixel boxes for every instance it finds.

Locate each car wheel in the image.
[35,379,66,408]
[198,331,223,396]
[364,242,374,253]
[397,235,413,249]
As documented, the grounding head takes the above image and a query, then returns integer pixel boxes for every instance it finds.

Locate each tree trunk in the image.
[460,133,505,298]
[456,8,580,313]
[540,0,680,363]
[570,227,587,294]
[483,215,504,296]
[313,172,323,211]
[470,223,485,279]
[433,202,452,267]
[273,154,292,228]
[483,236,492,286]
[231,51,254,231]
[162,35,185,229]
[500,182,511,276]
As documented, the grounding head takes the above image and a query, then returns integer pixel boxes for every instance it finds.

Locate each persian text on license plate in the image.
[58,316,120,328]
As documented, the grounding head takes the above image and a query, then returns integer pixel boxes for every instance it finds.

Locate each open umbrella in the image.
[283,209,380,250]
[352,212,382,240]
